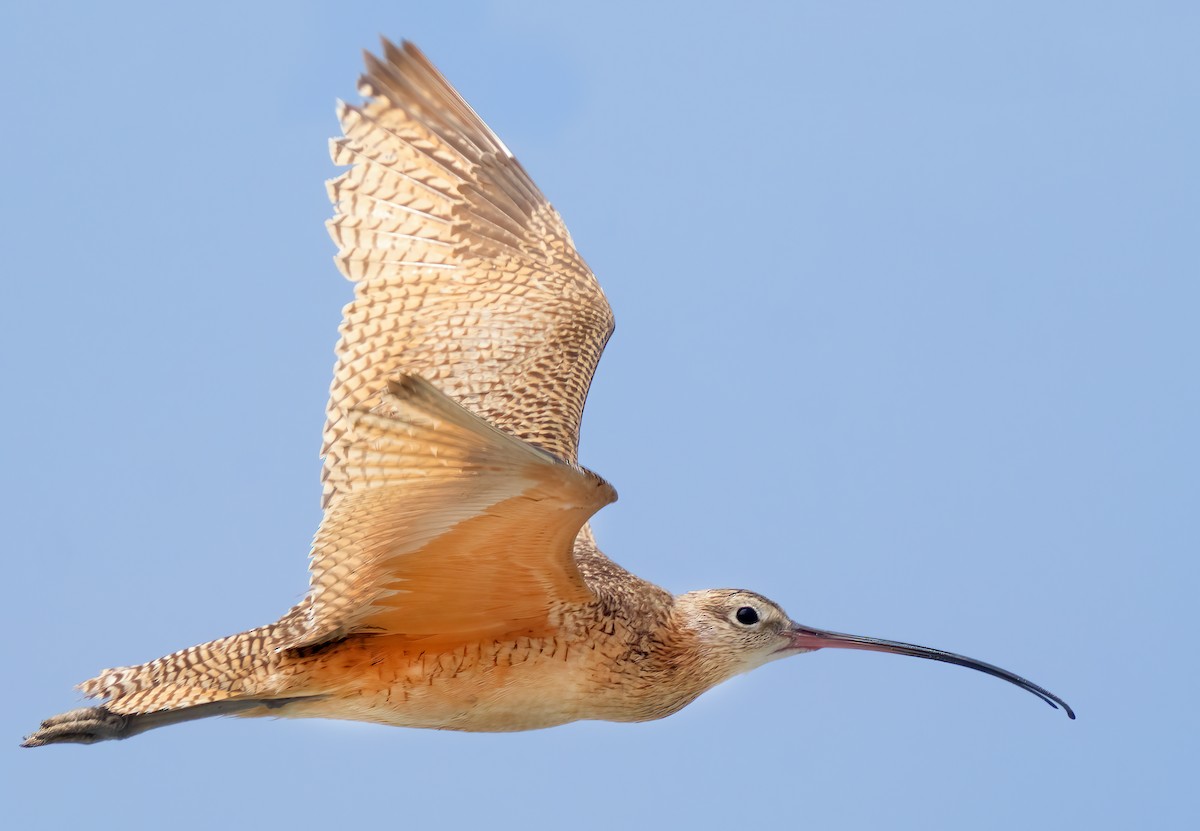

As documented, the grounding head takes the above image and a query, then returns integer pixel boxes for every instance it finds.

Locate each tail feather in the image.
[23,607,317,746]
[79,607,308,715]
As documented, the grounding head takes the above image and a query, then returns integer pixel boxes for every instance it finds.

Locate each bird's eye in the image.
[735,606,760,626]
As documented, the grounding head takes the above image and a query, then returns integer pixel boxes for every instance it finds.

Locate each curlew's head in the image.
[672,590,798,678]
[672,589,1075,719]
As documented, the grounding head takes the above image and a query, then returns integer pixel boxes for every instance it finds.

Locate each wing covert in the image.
[290,376,616,649]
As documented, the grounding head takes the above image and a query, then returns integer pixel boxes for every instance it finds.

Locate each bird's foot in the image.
[21,706,128,747]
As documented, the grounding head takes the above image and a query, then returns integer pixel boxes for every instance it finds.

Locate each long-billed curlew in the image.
[23,40,1073,747]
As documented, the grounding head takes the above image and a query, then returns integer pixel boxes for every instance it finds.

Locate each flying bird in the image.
[24,40,1073,747]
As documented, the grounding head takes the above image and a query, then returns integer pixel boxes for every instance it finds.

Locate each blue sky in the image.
[3,2,1196,828]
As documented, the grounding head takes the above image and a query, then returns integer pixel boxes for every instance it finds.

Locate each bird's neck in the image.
[569,594,737,723]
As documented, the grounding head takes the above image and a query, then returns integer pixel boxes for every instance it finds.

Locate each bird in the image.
[23,39,1073,748]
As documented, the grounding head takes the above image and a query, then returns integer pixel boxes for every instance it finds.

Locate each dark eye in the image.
[735,606,760,626]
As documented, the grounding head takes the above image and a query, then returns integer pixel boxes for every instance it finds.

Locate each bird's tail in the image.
[23,608,316,747]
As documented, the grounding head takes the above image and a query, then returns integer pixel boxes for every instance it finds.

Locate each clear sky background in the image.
[3,2,1196,829]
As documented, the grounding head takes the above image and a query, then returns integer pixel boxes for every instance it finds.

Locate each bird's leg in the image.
[21,706,129,747]
[22,698,317,747]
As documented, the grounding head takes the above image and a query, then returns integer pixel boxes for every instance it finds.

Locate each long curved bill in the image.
[785,623,1075,719]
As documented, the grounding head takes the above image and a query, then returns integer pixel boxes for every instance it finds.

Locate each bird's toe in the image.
[21,706,128,747]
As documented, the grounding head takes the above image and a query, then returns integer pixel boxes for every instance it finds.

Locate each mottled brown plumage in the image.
[24,41,1072,748]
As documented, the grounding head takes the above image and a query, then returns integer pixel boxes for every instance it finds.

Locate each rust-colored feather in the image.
[292,375,616,649]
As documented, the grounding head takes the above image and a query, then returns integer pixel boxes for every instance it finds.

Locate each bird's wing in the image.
[322,39,613,509]
[288,375,615,649]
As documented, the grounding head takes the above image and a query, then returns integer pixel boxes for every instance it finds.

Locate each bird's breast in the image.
[267,609,701,731]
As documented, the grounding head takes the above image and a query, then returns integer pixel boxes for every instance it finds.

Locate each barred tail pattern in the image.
[79,606,309,715]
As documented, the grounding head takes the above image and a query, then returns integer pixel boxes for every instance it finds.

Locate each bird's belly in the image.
[272,633,599,732]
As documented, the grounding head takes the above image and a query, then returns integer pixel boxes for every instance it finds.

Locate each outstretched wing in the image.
[322,39,613,508]
[290,376,616,649]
